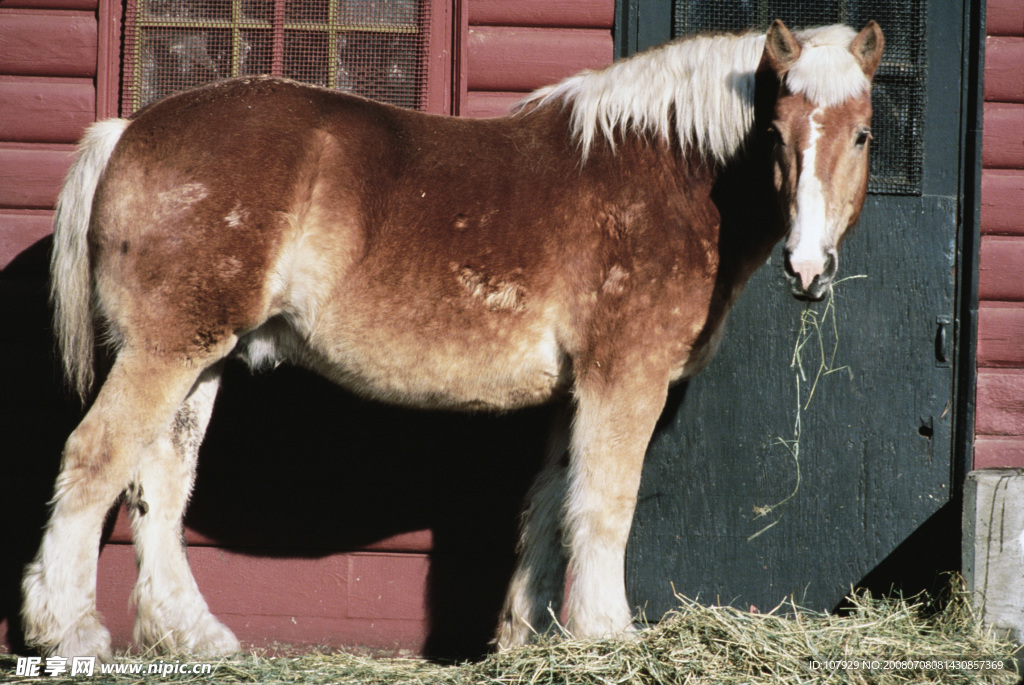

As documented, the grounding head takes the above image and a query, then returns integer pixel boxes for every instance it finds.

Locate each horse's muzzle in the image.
[784,249,837,301]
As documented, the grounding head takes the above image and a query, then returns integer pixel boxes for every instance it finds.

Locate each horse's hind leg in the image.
[22,352,208,660]
[495,405,571,649]
[129,365,239,655]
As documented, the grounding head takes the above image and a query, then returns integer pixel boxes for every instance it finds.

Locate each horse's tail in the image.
[51,117,130,402]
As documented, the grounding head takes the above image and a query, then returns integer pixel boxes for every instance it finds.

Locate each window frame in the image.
[99,0,454,118]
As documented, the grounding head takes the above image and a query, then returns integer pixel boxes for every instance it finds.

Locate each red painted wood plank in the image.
[347,553,428,620]
[92,543,137,648]
[87,544,432,651]
[0,0,95,9]
[467,26,612,92]
[0,209,52,269]
[200,550,430,649]
[0,77,95,143]
[979,235,1024,301]
[0,144,75,209]
[976,368,1024,435]
[468,0,614,29]
[462,90,525,118]
[986,0,1024,37]
[985,37,1024,103]
[977,304,1024,368]
[0,10,96,77]
[974,436,1024,469]
[982,102,1024,169]
[982,169,1024,235]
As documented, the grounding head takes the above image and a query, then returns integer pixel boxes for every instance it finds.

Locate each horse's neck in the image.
[712,137,787,281]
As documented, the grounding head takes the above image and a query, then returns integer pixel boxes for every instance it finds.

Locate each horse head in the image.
[761,20,884,301]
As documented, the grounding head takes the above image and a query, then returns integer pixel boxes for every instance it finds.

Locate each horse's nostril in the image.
[783,251,796,276]
[823,251,838,279]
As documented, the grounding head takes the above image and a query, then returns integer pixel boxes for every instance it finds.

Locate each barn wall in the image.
[974,0,1024,469]
[460,0,614,117]
[0,3,97,268]
[0,0,615,658]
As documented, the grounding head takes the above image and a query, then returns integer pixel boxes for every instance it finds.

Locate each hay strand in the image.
[751,276,865,541]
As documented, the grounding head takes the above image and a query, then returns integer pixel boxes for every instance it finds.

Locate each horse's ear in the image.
[764,19,801,74]
[850,20,885,79]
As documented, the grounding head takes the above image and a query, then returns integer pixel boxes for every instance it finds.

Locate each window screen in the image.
[122,0,432,116]
[675,1,926,195]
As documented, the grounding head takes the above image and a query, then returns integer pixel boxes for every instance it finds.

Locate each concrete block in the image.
[963,468,1024,641]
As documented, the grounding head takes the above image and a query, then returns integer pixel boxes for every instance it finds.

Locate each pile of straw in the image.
[5,580,1018,684]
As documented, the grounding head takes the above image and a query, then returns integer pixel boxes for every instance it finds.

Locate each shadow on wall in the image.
[0,236,551,661]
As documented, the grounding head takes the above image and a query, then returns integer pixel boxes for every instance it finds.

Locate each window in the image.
[121,0,448,116]
[673,0,927,195]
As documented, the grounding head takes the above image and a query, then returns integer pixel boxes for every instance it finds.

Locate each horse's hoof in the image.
[135,611,240,656]
[566,611,638,643]
[493,617,533,651]
[53,614,113,663]
[192,617,241,656]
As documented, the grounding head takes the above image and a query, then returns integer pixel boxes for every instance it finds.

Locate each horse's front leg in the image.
[562,363,669,640]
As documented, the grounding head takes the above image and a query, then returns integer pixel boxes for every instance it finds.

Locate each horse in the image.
[22,19,883,659]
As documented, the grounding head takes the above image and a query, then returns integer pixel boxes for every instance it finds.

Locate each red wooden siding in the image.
[0,78,96,143]
[0,5,98,268]
[0,212,52,269]
[460,0,613,118]
[0,10,96,76]
[979,237,1024,301]
[0,0,95,8]
[467,27,611,92]
[982,104,1024,169]
[976,369,1024,435]
[984,37,1024,103]
[982,170,1024,235]
[985,0,1024,38]
[975,2,1024,469]
[469,0,614,28]
[0,146,75,209]
[92,545,433,651]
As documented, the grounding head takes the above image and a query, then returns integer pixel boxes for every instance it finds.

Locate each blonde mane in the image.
[522,24,868,164]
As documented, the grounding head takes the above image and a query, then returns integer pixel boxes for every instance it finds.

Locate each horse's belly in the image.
[259,227,572,410]
[299,317,570,411]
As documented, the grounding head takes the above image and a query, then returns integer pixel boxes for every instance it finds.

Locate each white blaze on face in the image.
[788,108,829,291]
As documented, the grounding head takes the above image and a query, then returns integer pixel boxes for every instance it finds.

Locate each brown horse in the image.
[23,19,882,658]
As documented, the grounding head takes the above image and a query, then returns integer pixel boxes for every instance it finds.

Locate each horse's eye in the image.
[767,124,785,146]
[855,128,872,148]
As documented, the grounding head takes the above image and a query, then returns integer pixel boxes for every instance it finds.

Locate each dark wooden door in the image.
[622,0,980,614]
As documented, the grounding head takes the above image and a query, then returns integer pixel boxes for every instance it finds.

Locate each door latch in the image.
[935,315,952,367]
